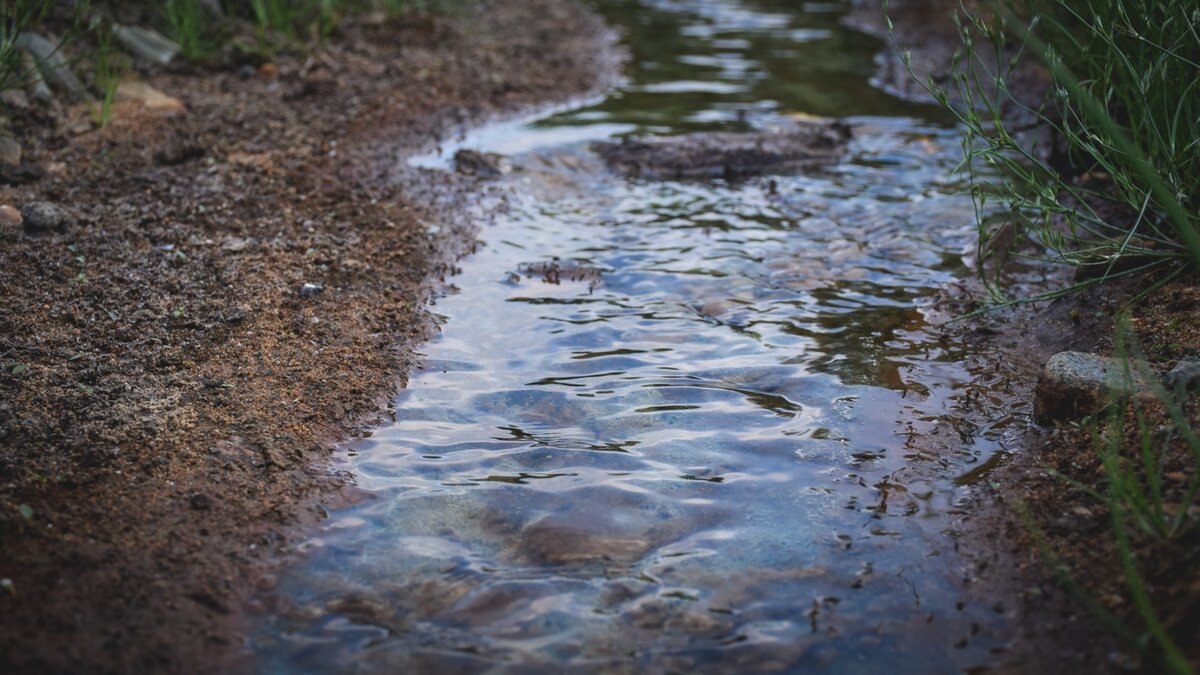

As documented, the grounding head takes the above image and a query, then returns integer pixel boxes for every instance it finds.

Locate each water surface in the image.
[257,1,1020,672]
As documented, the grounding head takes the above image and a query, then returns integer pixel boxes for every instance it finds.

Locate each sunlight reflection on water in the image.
[256,1,1021,672]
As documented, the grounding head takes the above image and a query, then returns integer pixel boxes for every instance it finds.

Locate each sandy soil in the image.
[0,2,618,672]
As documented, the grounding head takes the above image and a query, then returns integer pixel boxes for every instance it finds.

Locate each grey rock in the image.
[221,236,251,253]
[199,0,225,17]
[1034,351,1156,424]
[20,201,73,234]
[454,149,506,178]
[1165,359,1200,394]
[0,89,30,110]
[112,24,179,66]
[298,283,325,298]
[0,136,20,166]
[20,52,52,103]
[16,32,89,101]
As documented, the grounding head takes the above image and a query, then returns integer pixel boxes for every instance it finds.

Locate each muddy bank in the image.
[0,1,618,672]
[875,1,1199,671]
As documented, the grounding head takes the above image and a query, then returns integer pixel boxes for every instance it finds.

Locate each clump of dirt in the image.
[0,1,618,672]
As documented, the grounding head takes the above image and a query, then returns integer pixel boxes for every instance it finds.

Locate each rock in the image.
[298,283,324,298]
[16,32,90,101]
[20,52,52,103]
[0,136,20,165]
[220,236,251,253]
[20,201,73,234]
[154,141,204,166]
[1165,359,1200,394]
[593,119,852,180]
[114,79,186,114]
[1034,351,1156,424]
[0,162,44,186]
[454,149,506,178]
[198,0,224,17]
[0,205,22,227]
[0,89,30,110]
[189,493,211,510]
[112,24,179,66]
[519,519,652,565]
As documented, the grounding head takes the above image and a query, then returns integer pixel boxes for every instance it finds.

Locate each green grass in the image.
[89,19,124,127]
[163,0,221,62]
[3,0,461,97]
[0,1,50,92]
[897,1,1200,670]
[1006,318,1198,674]
[900,0,1200,307]
[1090,322,1195,674]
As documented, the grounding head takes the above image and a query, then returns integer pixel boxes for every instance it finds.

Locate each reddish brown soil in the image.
[0,2,617,673]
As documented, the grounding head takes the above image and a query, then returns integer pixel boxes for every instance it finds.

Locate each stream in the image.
[255,0,1023,672]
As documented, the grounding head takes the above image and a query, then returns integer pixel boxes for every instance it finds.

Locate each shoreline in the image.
[0,2,621,672]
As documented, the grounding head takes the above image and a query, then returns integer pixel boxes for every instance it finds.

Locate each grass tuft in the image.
[0,1,50,93]
[903,0,1200,305]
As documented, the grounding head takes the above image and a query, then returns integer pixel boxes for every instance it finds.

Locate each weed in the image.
[371,0,461,16]
[1095,322,1197,673]
[0,1,50,92]
[898,0,1200,308]
[89,19,124,127]
[163,0,221,62]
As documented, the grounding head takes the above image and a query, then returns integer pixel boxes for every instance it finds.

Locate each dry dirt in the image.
[0,2,618,672]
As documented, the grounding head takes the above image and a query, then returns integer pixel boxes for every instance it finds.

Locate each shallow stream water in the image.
[256,1,1024,672]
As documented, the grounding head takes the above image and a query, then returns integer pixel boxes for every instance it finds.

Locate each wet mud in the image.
[593,119,852,179]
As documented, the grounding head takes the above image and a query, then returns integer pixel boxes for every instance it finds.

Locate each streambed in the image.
[256,0,1023,671]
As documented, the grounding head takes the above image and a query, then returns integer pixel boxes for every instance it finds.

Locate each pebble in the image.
[0,89,30,110]
[454,149,506,178]
[20,201,73,234]
[114,79,186,114]
[1033,351,1155,423]
[0,135,21,166]
[1165,359,1200,394]
[189,493,211,510]
[298,283,325,298]
[0,204,21,227]
[221,236,251,252]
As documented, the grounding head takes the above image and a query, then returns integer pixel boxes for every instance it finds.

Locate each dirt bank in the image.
[0,2,618,672]
[865,1,1200,672]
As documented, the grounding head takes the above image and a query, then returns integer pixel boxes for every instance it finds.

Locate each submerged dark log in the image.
[592,120,852,180]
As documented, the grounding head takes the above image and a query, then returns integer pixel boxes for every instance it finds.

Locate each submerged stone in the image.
[592,119,851,180]
[454,149,506,178]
